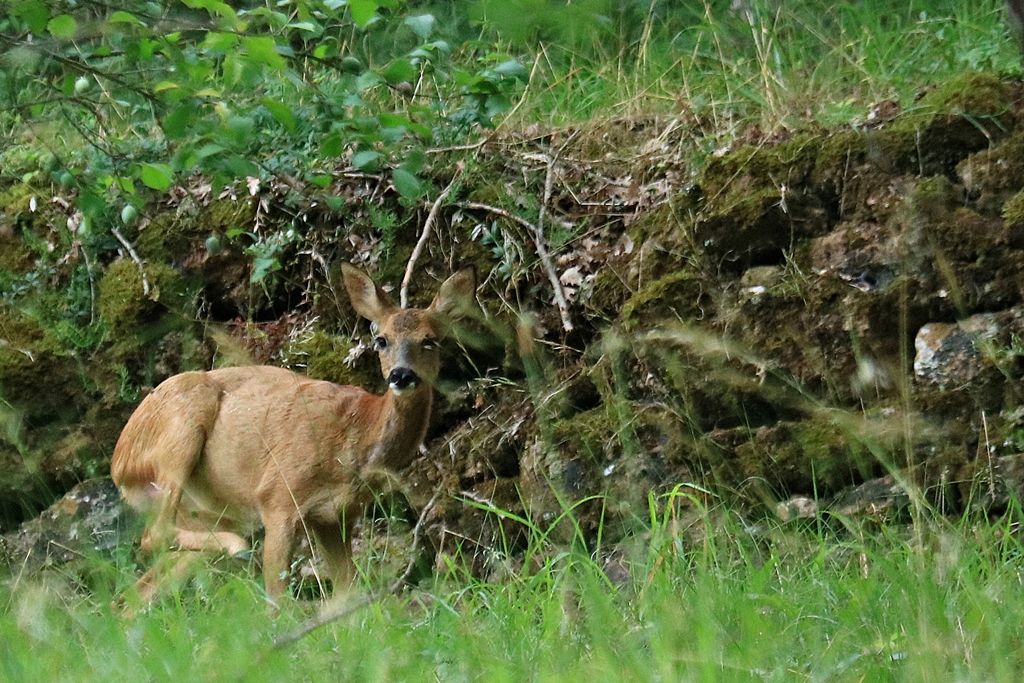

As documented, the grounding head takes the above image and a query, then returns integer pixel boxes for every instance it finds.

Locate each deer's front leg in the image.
[310,513,358,592]
[261,511,298,602]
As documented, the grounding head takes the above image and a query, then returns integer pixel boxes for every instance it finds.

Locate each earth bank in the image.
[4,72,1024,584]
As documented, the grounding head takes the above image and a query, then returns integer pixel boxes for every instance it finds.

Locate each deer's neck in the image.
[367,385,433,470]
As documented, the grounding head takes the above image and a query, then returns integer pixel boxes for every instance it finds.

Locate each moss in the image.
[98,259,184,339]
[0,183,52,235]
[909,175,958,221]
[1001,190,1024,229]
[814,128,919,187]
[291,329,383,390]
[0,307,106,523]
[586,268,630,318]
[0,235,33,275]
[621,271,714,330]
[913,72,1011,124]
[899,72,1013,177]
[547,402,688,513]
[736,411,899,497]
[958,130,1024,215]
[930,207,1003,259]
[0,307,83,415]
[97,258,188,374]
[695,133,833,261]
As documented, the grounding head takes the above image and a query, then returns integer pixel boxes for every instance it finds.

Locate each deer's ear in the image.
[429,266,477,319]
[342,263,396,323]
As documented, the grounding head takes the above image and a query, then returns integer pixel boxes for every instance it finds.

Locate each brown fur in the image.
[111,264,476,601]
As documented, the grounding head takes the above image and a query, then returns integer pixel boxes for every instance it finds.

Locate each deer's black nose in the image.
[388,367,420,391]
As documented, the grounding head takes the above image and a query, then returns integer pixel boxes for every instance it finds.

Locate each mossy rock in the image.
[1002,190,1024,229]
[736,411,902,497]
[959,129,1024,215]
[912,72,1013,127]
[136,197,253,263]
[0,307,85,416]
[898,72,1015,177]
[0,307,107,529]
[549,402,687,490]
[621,271,715,330]
[97,259,186,339]
[0,183,56,237]
[695,133,833,264]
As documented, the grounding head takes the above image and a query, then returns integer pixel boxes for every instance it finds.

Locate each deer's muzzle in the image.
[388,367,420,393]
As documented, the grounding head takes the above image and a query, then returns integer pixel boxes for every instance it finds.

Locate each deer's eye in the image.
[422,337,439,351]
[374,336,388,350]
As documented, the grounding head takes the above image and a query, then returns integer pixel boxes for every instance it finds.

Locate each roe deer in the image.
[111,263,476,601]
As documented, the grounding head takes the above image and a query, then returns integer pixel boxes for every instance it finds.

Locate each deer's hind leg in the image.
[112,372,232,598]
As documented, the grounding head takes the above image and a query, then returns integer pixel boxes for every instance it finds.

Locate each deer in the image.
[111,263,476,603]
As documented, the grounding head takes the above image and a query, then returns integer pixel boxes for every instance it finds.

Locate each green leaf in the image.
[348,0,378,27]
[220,155,259,178]
[162,105,195,139]
[117,177,136,194]
[203,31,239,51]
[250,256,280,283]
[310,174,332,188]
[47,14,77,39]
[78,191,106,218]
[403,14,435,40]
[378,113,411,128]
[13,1,50,33]
[243,36,285,70]
[403,149,426,174]
[355,71,381,92]
[383,59,416,85]
[321,133,343,158]
[109,11,145,25]
[261,97,296,133]
[485,93,513,118]
[226,115,256,141]
[492,59,529,80]
[196,143,226,159]
[392,168,421,199]
[351,150,382,171]
[140,163,174,191]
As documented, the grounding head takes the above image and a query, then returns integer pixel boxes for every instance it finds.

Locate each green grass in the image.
[500,0,1022,131]
[3,506,1024,682]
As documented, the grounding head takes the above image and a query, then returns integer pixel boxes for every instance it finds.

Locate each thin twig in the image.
[426,138,489,154]
[110,226,150,296]
[400,172,461,308]
[271,486,443,648]
[535,141,574,332]
[457,201,538,232]
[79,242,96,324]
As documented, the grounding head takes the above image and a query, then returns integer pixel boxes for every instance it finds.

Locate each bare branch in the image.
[400,172,461,308]
[110,227,150,296]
